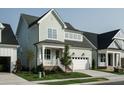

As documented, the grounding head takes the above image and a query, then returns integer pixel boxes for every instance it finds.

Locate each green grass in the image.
[16,71,91,81]
[40,78,108,85]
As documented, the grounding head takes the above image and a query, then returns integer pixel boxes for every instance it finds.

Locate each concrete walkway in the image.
[32,77,95,84]
[0,73,35,85]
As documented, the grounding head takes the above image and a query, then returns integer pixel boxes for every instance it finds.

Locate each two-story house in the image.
[16,9,96,71]
[16,9,124,72]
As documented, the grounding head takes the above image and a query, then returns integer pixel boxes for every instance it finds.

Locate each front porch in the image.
[98,50,121,68]
[37,44,64,67]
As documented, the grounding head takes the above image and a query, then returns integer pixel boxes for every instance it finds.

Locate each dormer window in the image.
[48,28,57,39]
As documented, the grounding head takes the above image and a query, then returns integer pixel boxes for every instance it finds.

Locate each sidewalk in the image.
[32,77,95,83]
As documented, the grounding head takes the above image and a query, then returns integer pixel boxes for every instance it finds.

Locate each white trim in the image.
[108,39,120,49]
[113,29,124,40]
[0,23,5,30]
[64,32,82,42]
[70,46,92,51]
[0,23,5,43]
[38,9,67,28]
[83,35,97,49]
[0,44,19,48]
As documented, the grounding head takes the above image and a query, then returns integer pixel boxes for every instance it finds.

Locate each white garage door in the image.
[72,57,89,70]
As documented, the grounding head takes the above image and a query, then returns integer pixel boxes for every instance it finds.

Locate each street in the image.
[96,81,124,85]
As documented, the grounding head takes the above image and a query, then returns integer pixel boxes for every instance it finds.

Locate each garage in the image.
[0,23,18,72]
[0,57,11,72]
[72,57,90,70]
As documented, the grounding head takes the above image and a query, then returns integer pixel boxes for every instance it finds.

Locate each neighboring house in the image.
[0,23,18,72]
[16,9,96,71]
[16,9,124,71]
[84,29,124,68]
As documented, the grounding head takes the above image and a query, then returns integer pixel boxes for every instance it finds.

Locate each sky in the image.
[1,8,124,34]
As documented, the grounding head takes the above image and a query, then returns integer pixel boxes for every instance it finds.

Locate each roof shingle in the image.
[1,23,18,45]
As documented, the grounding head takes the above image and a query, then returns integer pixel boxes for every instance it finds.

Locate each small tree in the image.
[26,49,34,72]
[60,45,72,72]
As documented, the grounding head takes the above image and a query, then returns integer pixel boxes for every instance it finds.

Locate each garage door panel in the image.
[0,57,10,72]
[72,57,89,70]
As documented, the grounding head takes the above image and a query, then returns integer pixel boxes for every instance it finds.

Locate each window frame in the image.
[65,32,82,41]
[100,54,106,62]
[48,28,57,39]
[44,49,51,60]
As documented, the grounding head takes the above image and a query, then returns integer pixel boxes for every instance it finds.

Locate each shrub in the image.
[13,59,22,73]
[92,59,96,70]
[0,65,3,71]
[60,45,72,72]
[45,67,64,75]
[114,67,123,73]
[16,59,22,72]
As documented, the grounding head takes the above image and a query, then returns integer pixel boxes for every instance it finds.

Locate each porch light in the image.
[72,52,75,56]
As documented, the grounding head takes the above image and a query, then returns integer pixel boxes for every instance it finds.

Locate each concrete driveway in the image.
[77,70,117,77]
[0,73,34,85]
[77,70,124,81]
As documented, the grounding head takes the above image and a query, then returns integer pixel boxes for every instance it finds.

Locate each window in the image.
[48,29,52,39]
[65,32,82,41]
[48,28,57,39]
[53,29,57,39]
[65,32,68,38]
[44,49,51,60]
[100,54,106,62]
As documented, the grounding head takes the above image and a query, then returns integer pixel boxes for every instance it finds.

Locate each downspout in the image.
[96,49,98,68]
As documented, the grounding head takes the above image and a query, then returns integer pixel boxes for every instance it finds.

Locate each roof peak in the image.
[99,29,120,35]
[0,23,5,29]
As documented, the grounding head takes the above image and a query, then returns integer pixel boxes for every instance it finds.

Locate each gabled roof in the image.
[83,31,98,48]
[28,10,50,27]
[82,29,120,49]
[20,9,120,50]
[98,29,120,49]
[28,9,66,28]
[21,13,38,25]
[1,23,18,45]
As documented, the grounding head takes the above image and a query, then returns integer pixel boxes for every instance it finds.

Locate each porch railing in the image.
[43,60,58,66]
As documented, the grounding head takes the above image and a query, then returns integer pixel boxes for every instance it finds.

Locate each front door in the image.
[108,53,113,66]
[56,50,60,59]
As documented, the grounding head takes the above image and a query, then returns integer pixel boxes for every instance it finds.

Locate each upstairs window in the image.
[65,32,82,41]
[48,28,57,39]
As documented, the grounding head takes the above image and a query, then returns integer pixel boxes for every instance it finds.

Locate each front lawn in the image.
[40,78,108,85]
[16,71,91,81]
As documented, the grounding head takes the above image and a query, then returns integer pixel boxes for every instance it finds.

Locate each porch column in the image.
[37,47,41,65]
[42,46,45,65]
[113,53,115,67]
[119,53,121,67]
[106,52,108,66]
